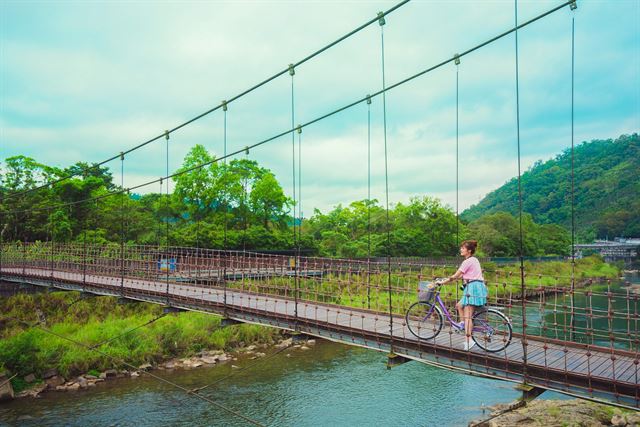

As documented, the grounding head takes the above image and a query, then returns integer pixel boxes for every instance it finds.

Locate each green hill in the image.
[461,134,640,240]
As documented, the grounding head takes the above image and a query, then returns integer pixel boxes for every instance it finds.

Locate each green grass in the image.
[0,292,282,379]
[227,255,621,314]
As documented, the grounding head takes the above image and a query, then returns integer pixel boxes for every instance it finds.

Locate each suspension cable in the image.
[367,95,372,310]
[455,54,460,250]
[1,1,576,218]
[514,0,529,374]
[2,1,411,202]
[222,101,229,314]
[164,131,171,306]
[569,4,577,339]
[378,11,394,349]
[289,64,299,328]
[120,153,126,298]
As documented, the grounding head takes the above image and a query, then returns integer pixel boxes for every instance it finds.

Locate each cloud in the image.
[1,0,638,217]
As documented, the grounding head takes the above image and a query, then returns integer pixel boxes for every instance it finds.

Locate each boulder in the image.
[85,374,98,380]
[55,385,66,391]
[138,363,152,371]
[42,368,58,379]
[16,382,47,398]
[611,414,627,427]
[190,361,203,368]
[104,369,118,378]
[246,345,257,351]
[201,356,218,364]
[306,339,316,346]
[45,375,65,389]
[0,374,14,401]
[165,362,176,369]
[130,371,140,378]
[255,352,266,358]
[99,372,108,379]
[275,339,293,349]
[218,355,229,362]
[67,383,80,391]
[300,346,310,351]
[24,373,36,383]
[77,377,88,389]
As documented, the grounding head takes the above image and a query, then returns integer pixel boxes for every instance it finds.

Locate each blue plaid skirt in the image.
[459,280,487,307]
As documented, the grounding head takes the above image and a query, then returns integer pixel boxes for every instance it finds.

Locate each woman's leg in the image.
[456,302,464,323]
[464,305,475,342]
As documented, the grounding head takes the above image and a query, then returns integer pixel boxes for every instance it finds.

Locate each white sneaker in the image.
[463,341,476,351]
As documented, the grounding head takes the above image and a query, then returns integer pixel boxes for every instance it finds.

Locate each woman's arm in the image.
[440,269,463,284]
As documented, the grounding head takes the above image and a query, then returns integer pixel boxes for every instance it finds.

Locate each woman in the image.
[440,240,487,351]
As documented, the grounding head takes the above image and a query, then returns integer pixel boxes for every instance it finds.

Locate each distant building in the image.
[574,238,639,262]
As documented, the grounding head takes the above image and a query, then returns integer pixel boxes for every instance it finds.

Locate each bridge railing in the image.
[1,242,638,354]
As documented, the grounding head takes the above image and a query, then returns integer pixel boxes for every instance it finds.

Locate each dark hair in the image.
[461,240,478,255]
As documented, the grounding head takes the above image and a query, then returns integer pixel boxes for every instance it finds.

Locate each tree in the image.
[249,172,290,229]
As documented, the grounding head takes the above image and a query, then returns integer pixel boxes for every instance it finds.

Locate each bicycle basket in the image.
[418,281,437,302]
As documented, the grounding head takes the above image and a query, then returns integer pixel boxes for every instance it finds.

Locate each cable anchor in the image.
[296,125,302,134]
[245,146,250,155]
[377,11,386,26]
[569,0,577,10]
[119,152,124,161]
[288,64,295,76]
[164,130,170,140]
[366,94,372,105]
[454,53,461,66]
[221,100,228,111]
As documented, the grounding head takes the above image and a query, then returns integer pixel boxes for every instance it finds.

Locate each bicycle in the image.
[405,280,512,352]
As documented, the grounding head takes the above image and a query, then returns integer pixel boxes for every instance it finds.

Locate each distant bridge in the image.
[575,239,639,263]
[1,243,638,409]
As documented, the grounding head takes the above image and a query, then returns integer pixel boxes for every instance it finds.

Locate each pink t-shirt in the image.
[457,256,484,282]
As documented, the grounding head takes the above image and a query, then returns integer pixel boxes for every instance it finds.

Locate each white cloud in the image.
[1,0,638,217]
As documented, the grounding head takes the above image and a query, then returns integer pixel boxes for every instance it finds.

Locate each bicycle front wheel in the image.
[405,301,443,340]
[471,308,512,352]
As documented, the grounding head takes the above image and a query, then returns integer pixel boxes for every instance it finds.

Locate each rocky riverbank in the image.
[9,336,315,400]
[469,399,640,427]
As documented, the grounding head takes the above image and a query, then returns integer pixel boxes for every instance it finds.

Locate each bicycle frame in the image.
[429,289,493,334]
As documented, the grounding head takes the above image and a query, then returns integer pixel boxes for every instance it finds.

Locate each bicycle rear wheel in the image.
[471,308,512,352]
[406,302,443,340]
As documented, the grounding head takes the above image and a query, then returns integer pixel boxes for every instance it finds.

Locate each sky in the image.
[1,0,639,217]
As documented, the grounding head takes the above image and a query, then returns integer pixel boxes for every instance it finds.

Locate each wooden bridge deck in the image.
[2,267,638,409]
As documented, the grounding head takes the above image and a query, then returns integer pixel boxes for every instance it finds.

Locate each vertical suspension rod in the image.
[222,101,228,314]
[378,11,394,347]
[367,95,372,310]
[120,152,125,297]
[289,63,299,328]
[569,11,577,340]
[514,0,528,373]
[164,131,170,306]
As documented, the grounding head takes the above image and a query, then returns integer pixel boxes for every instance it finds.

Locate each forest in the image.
[2,134,636,258]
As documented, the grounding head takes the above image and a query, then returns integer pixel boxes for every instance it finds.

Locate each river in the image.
[1,338,568,427]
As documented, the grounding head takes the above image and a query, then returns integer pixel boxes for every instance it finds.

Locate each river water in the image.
[1,272,637,426]
[1,339,564,427]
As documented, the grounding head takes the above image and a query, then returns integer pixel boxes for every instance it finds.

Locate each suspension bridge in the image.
[1,0,638,422]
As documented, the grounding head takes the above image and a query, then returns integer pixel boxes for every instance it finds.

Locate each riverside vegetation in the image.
[0,291,286,396]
